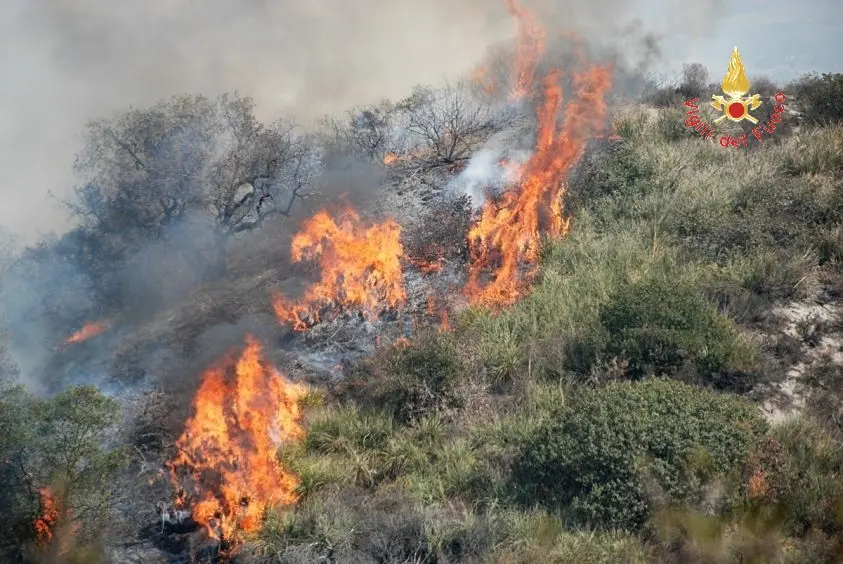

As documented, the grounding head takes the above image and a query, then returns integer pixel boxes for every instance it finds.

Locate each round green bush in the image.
[512,378,767,531]
[598,276,753,382]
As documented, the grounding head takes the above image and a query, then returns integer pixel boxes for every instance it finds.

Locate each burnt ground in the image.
[41,167,470,562]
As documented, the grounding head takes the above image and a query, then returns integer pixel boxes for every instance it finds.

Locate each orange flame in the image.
[426,295,451,333]
[410,257,444,275]
[34,488,59,546]
[272,208,406,331]
[439,309,451,333]
[466,62,612,305]
[167,336,307,544]
[506,0,545,100]
[383,152,398,165]
[63,320,109,345]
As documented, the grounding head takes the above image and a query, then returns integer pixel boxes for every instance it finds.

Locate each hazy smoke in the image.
[0,0,737,243]
[447,128,533,207]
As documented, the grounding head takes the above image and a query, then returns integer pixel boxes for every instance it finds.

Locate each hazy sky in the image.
[0,0,840,243]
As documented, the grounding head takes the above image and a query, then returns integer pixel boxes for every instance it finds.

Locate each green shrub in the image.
[595,276,754,383]
[0,385,128,561]
[566,140,654,214]
[791,72,843,124]
[513,378,767,531]
[800,356,843,437]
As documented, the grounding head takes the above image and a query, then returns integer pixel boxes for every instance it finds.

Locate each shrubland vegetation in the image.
[1,67,843,562]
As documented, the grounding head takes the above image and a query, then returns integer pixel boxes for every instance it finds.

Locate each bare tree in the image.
[207,95,319,236]
[317,99,408,164]
[679,63,709,100]
[67,93,320,284]
[399,82,520,168]
[71,95,218,246]
[468,45,513,103]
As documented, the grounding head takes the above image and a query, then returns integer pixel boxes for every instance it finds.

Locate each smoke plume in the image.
[0,0,733,242]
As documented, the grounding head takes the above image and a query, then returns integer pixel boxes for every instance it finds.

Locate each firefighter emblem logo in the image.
[710,47,762,124]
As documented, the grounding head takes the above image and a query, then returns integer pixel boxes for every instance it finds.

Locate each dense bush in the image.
[791,72,843,124]
[513,379,767,531]
[590,276,754,384]
[566,139,654,213]
[645,63,710,108]
[745,419,843,536]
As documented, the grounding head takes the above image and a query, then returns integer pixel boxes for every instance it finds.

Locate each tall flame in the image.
[466,63,612,306]
[166,336,307,544]
[506,0,545,100]
[272,208,406,331]
[721,46,750,98]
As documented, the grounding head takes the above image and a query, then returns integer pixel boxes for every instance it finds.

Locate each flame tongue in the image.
[273,208,406,331]
[167,336,306,543]
[63,320,109,345]
[34,488,60,546]
[506,0,545,100]
[466,63,612,306]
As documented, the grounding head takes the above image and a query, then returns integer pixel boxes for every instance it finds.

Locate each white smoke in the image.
[446,128,532,208]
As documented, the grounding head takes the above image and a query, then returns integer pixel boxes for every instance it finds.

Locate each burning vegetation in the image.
[167,5,613,544]
[63,320,110,346]
[4,0,841,559]
[271,208,406,331]
[33,488,59,547]
[165,336,307,546]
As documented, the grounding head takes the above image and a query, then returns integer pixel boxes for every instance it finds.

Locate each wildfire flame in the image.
[166,336,307,544]
[466,64,612,306]
[383,152,398,165]
[33,487,77,556]
[721,46,751,99]
[506,0,545,100]
[272,208,406,331]
[465,4,612,306]
[34,488,59,546]
[63,320,109,346]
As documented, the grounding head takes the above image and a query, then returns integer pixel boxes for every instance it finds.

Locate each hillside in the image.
[2,8,843,564]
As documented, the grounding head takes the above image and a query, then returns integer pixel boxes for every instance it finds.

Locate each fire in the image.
[426,295,451,333]
[166,336,307,544]
[34,488,59,546]
[465,5,612,306]
[383,151,398,165]
[63,320,109,345]
[409,243,446,275]
[506,0,545,100]
[272,208,406,331]
[439,309,450,333]
[410,257,444,274]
